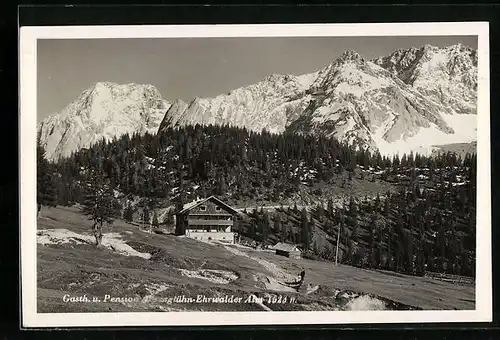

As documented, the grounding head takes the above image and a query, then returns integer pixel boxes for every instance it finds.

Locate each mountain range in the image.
[38,43,478,161]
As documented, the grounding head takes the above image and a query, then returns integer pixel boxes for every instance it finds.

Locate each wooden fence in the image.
[424,271,475,285]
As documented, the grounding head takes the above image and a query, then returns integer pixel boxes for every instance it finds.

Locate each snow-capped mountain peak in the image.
[38,82,170,161]
[372,44,477,115]
[336,49,365,64]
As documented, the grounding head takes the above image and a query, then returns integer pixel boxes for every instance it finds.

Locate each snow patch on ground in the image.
[36,228,151,259]
[179,269,238,284]
[344,295,387,311]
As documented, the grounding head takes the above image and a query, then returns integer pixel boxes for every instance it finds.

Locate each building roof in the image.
[178,196,239,215]
[181,198,205,212]
[271,242,301,252]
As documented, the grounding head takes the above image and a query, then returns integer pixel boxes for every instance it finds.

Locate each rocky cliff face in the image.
[158,72,318,134]
[372,43,477,115]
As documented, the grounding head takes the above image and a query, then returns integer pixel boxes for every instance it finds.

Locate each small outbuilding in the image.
[271,242,302,259]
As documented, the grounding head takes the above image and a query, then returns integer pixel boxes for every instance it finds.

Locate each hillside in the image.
[37,206,474,312]
[235,165,476,278]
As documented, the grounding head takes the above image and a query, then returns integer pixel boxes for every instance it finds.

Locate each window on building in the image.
[215,206,222,211]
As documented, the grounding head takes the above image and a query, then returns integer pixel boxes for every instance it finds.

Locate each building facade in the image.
[175,196,238,244]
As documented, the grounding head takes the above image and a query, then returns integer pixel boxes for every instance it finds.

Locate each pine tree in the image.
[406,229,414,274]
[369,214,378,268]
[300,208,312,250]
[216,173,228,196]
[315,204,325,222]
[262,211,271,244]
[274,213,283,240]
[81,171,116,246]
[123,202,134,222]
[163,209,175,225]
[374,193,381,212]
[37,138,57,214]
[152,211,159,229]
[327,198,335,215]
[174,173,186,213]
[142,207,150,226]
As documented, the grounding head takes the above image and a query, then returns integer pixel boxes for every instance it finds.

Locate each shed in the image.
[271,242,302,259]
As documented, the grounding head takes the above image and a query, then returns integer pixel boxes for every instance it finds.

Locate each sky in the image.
[37,36,478,121]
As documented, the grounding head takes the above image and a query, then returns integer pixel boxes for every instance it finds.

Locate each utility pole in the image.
[335,222,341,266]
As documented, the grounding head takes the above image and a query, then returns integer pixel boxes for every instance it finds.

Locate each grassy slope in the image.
[37,206,270,313]
[241,249,474,310]
[36,206,474,312]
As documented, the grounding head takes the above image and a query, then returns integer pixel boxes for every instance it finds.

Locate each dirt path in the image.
[223,244,302,293]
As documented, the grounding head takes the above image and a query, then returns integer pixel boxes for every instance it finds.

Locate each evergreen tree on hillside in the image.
[216,173,228,196]
[300,208,312,250]
[327,198,335,215]
[369,214,378,268]
[81,171,116,246]
[123,201,134,222]
[274,213,283,239]
[142,207,150,226]
[152,210,159,229]
[174,173,186,213]
[405,228,414,274]
[163,209,175,225]
[37,138,57,214]
[262,211,271,244]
